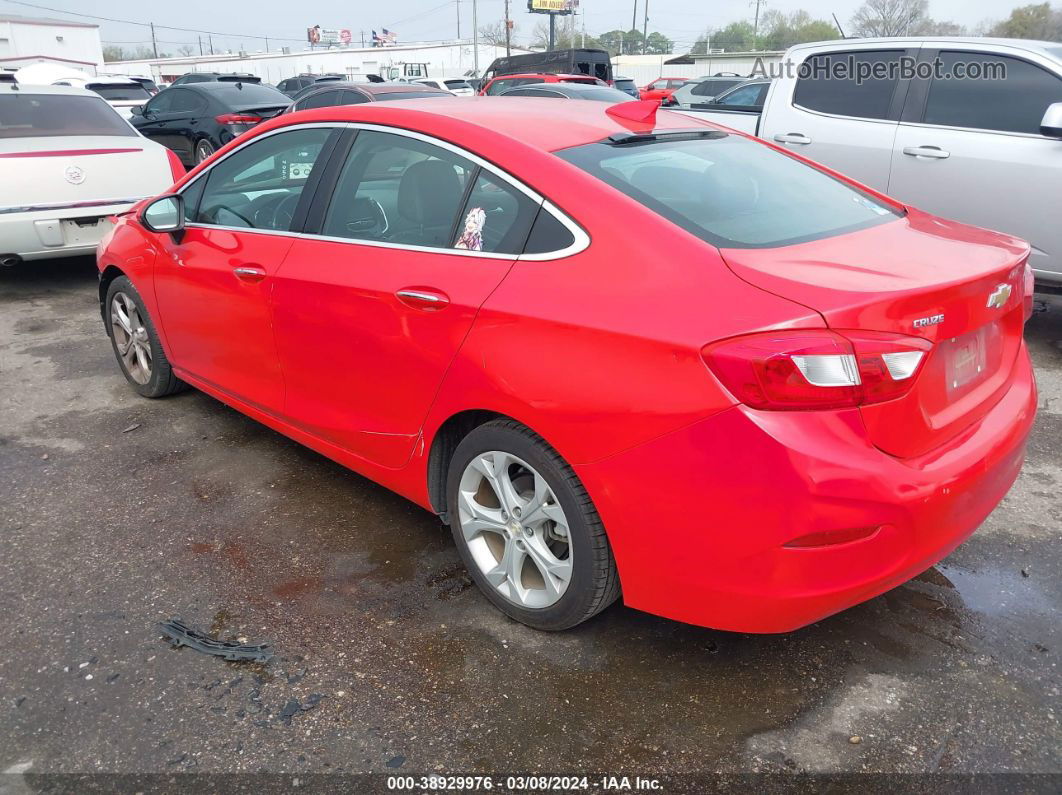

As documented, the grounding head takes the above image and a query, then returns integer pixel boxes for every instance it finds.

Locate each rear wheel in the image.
[105,276,185,398]
[194,139,215,164]
[446,420,620,630]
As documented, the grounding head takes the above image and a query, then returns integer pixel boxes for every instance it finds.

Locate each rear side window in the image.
[557,135,900,249]
[335,89,369,106]
[0,95,134,138]
[524,206,575,254]
[794,49,904,120]
[921,51,1062,134]
[454,172,538,254]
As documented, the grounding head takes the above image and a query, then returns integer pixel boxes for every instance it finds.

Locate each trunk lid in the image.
[720,210,1030,459]
[0,136,172,210]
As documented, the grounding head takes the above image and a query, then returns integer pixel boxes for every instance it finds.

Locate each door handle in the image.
[773,132,812,145]
[233,265,267,283]
[396,288,450,311]
[903,145,950,160]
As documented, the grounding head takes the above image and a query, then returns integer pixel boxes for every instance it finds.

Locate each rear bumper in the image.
[0,202,138,260]
[576,344,1037,633]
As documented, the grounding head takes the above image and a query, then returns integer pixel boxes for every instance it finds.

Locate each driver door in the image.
[153,126,339,412]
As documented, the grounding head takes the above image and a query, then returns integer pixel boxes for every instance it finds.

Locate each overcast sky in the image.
[0,0,1032,55]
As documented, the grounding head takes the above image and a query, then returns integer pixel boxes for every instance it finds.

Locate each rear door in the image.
[271,128,540,467]
[154,125,339,411]
[888,46,1062,284]
[761,45,917,190]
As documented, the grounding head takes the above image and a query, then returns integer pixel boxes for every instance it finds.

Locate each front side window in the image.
[190,127,333,231]
[717,83,767,107]
[335,89,369,106]
[0,94,135,138]
[557,134,900,249]
[322,130,475,248]
[167,89,206,113]
[793,49,904,120]
[650,80,667,90]
[295,90,338,111]
[922,51,1062,135]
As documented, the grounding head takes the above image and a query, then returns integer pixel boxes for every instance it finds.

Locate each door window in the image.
[167,89,205,113]
[921,51,1062,135]
[717,83,766,107]
[191,127,333,231]
[144,90,176,114]
[453,172,538,254]
[295,89,338,111]
[322,130,475,248]
[335,89,369,106]
[794,49,904,120]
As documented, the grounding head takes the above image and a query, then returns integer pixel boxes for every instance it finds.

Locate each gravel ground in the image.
[0,257,1059,790]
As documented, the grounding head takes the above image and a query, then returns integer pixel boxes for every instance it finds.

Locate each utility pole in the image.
[472,0,479,75]
[631,1,637,37]
[150,22,158,59]
[198,35,203,56]
[642,0,649,54]
[456,0,461,41]
[751,0,764,51]
[265,37,269,52]
[209,35,214,55]
[548,13,556,51]
[504,0,512,56]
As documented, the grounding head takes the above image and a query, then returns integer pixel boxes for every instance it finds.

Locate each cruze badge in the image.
[913,314,944,329]
[986,283,1012,309]
[64,166,85,185]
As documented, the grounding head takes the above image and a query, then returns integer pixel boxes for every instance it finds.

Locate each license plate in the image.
[943,326,991,393]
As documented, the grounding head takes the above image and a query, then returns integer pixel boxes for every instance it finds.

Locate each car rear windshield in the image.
[212,83,289,105]
[218,75,261,83]
[444,80,472,89]
[373,91,450,101]
[0,94,135,138]
[88,84,152,101]
[556,135,901,248]
[575,88,633,102]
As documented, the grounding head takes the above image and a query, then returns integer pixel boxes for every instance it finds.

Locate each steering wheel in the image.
[269,193,302,231]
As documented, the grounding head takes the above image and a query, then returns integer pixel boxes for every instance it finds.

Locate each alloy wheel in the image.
[195,140,214,163]
[110,292,152,385]
[457,451,573,609]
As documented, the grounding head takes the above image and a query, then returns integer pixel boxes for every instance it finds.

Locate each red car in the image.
[480,72,604,96]
[97,99,1036,633]
[639,76,687,103]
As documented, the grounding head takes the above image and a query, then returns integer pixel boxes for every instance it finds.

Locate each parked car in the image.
[480,73,604,96]
[613,76,639,98]
[171,72,262,86]
[127,76,160,95]
[0,82,182,265]
[672,37,1062,289]
[664,75,747,108]
[680,78,772,114]
[482,48,612,85]
[414,78,476,96]
[499,82,636,103]
[639,76,687,103]
[130,82,290,166]
[51,75,154,119]
[276,74,346,97]
[285,81,451,113]
[98,99,1035,633]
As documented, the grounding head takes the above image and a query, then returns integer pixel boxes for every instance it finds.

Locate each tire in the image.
[194,139,215,164]
[446,419,620,630]
[105,276,186,398]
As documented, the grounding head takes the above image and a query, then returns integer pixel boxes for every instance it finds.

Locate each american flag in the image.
[372,28,398,46]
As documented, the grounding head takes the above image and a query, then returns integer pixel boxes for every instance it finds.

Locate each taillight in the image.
[702,329,932,411]
[215,113,262,125]
[1023,260,1035,323]
[164,148,185,181]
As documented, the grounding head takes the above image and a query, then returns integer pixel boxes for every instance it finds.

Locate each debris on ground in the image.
[278,693,326,725]
[158,618,273,662]
[849,735,863,745]
[122,423,142,433]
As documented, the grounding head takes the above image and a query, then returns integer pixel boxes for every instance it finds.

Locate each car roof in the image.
[509,83,619,95]
[279,96,710,152]
[300,81,447,97]
[85,76,144,86]
[491,73,593,81]
[789,36,1062,58]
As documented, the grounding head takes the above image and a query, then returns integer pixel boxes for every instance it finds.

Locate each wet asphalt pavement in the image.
[0,257,1059,787]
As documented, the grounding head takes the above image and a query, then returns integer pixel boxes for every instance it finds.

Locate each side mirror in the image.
[1040,102,1062,138]
[140,195,185,234]
[130,104,144,116]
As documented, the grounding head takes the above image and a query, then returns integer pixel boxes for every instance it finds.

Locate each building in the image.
[611,51,784,85]
[104,41,530,85]
[0,14,104,74]
[689,50,785,78]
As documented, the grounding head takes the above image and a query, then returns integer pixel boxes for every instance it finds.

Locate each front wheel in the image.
[105,276,185,398]
[446,420,620,630]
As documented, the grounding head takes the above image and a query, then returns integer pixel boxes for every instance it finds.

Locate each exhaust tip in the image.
[0,254,22,267]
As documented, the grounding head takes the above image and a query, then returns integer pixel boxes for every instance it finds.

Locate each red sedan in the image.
[97,98,1036,632]
[639,76,687,103]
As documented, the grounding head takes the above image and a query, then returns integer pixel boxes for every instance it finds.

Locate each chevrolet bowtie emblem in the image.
[986,283,1012,309]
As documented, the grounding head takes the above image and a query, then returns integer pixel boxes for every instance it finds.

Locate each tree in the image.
[102,44,157,62]
[989,3,1062,40]
[177,44,196,56]
[850,0,928,37]
[644,32,674,55]
[479,21,515,48]
[709,21,756,52]
[759,10,839,50]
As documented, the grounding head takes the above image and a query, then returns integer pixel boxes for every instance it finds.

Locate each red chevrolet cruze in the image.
[97,98,1036,632]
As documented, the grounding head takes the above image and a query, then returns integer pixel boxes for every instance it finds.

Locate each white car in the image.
[53,76,154,119]
[0,82,183,264]
[414,78,476,96]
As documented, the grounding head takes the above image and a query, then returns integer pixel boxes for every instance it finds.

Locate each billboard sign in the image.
[527,0,578,14]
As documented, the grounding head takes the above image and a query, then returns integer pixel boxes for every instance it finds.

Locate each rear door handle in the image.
[396,288,450,311]
[902,145,950,160]
[773,132,812,145]
[233,265,267,283]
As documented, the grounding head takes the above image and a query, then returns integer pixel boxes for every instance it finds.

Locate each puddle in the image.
[937,563,1056,618]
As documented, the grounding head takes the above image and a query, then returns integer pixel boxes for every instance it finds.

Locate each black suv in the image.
[171,72,262,86]
[276,74,347,97]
